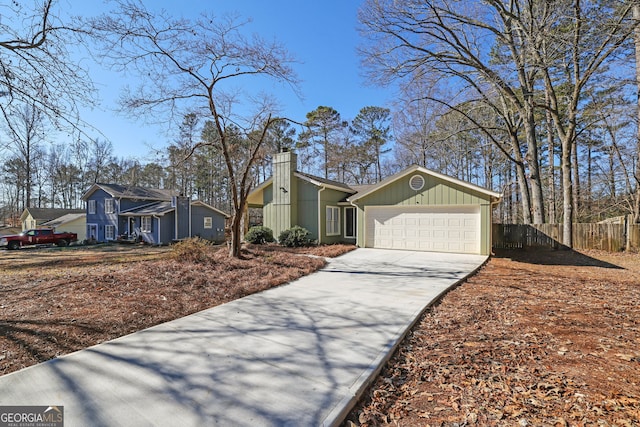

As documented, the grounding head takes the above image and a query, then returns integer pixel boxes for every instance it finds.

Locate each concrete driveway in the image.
[0,249,487,427]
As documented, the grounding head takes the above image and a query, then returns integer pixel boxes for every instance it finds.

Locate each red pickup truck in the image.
[0,229,78,250]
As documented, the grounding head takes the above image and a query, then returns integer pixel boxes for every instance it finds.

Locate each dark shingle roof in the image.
[295,172,356,193]
[120,201,175,216]
[88,184,178,201]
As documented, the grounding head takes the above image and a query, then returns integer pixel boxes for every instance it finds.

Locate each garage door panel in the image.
[366,205,481,254]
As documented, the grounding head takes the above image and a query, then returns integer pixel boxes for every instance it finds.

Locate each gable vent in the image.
[409,175,425,191]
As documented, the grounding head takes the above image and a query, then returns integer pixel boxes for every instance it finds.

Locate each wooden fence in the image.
[493,222,640,252]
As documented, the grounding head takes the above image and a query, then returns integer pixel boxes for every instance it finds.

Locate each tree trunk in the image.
[508,131,533,224]
[561,136,573,248]
[634,4,640,223]
[523,97,545,224]
[571,136,581,220]
[546,104,556,224]
[228,213,242,258]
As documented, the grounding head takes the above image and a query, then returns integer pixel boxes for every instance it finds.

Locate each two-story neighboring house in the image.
[81,183,228,245]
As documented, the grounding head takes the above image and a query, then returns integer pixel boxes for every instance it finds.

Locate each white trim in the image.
[105,224,116,240]
[326,205,340,236]
[88,200,96,214]
[349,164,501,202]
[141,216,152,232]
[87,223,98,241]
[104,198,115,214]
[156,215,160,244]
[409,174,425,191]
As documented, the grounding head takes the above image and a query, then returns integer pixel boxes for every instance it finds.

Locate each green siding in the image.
[318,188,349,244]
[267,152,299,239]
[359,172,489,207]
[297,180,319,239]
[354,171,495,255]
[260,177,350,243]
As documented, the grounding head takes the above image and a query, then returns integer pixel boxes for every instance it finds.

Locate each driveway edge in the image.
[321,255,490,427]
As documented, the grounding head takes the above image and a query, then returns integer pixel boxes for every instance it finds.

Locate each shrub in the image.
[170,237,214,263]
[245,226,276,244]
[279,226,313,247]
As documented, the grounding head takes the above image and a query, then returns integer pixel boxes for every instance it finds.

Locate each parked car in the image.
[0,228,78,250]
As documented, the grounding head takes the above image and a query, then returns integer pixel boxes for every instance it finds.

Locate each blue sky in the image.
[67,0,394,161]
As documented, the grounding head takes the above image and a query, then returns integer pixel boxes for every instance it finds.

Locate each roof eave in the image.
[191,200,231,218]
[294,172,354,194]
[247,178,273,206]
[349,165,501,202]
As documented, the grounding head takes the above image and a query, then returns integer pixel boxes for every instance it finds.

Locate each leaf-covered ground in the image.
[343,249,640,426]
[0,241,354,376]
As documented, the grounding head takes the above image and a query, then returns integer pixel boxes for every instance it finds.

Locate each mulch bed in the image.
[344,249,640,426]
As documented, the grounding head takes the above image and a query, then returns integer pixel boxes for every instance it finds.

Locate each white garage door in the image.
[365,205,481,254]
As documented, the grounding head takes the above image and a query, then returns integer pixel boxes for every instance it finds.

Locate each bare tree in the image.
[359,0,547,224]
[534,0,636,246]
[0,0,95,137]
[88,1,298,257]
[360,0,637,247]
[4,102,46,208]
[634,3,640,223]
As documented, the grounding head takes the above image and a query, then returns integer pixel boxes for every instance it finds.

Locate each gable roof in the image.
[40,213,86,228]
[248,164,501,207]
[247,171,355,206]
[348,164,502,202]
[295,172,356,193]
[191,200,230,218]
[20,208,85,223]
[82,183,178,201]
[119,200,230,218]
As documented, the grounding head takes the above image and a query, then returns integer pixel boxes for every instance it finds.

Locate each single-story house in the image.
[20,208,85,231]
[247,150,501,255]
[81,183,229,245]
[41,213,87,241]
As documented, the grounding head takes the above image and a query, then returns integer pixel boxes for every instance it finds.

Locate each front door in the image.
[87,224,98,242]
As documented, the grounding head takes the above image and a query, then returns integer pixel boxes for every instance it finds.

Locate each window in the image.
[105,225,115,240]
[204,217,213,229]
[326,206,340,236]
[88,200,96,214]
[104,198,115,214]
[141,216,152,232]
[344,207,356,239]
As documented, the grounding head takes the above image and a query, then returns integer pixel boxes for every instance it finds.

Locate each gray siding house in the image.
[82,184,228,245]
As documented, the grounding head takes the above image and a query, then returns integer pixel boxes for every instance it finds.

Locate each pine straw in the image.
[0,243,354,376]
[344,249,640,426]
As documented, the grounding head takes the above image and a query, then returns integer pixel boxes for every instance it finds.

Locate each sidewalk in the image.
[0,249,486,426]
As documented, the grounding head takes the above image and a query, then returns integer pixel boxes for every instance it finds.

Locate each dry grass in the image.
[344,249,640,426]
[0,242,355,376]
